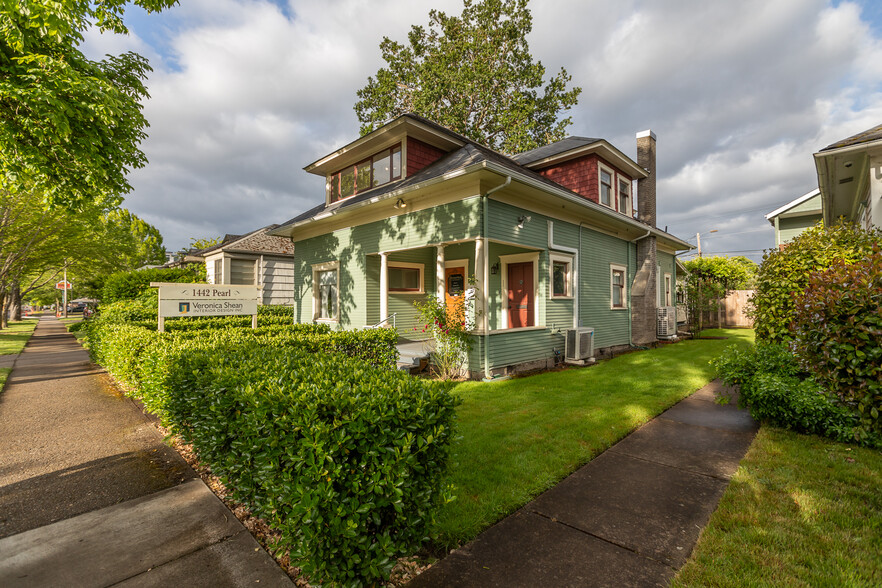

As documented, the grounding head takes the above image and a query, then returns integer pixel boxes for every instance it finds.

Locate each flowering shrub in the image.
[414,291,476,380]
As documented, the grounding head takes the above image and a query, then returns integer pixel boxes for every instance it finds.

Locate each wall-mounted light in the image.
[394,198,406,209]
[517,215,531,229]
[490,261,500,275]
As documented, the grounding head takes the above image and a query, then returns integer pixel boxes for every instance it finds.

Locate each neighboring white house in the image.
[814,123,882,230]
[764,189,823,247]
[195,225,296,305]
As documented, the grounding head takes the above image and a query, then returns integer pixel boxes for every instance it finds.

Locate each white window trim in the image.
[664,273,673,307]
[610,263,628,310]
[388,261,425,294]
[312,260,340,322]
[598,163,616,209]
[500,252,541,329]
[549,252,574,300]
[618,178,631,216]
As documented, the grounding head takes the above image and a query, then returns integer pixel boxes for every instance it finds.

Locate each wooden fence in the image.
[700,289,754,328]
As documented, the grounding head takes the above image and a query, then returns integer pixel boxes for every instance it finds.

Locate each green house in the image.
[271,115,691,378]
[765,189,823,247]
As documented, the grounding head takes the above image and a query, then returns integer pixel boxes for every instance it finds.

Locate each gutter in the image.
[272,161,692,250]
[482,176,511,380]
[548,220,579,328]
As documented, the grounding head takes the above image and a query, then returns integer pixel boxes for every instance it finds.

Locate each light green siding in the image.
[778,214,821,244]
[576,227,634,350]
[658,251,675,307]
[387,248,435,338]
[293,199,480,331]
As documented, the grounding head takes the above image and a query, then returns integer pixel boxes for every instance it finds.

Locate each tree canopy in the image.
[0,0,177,210]
[354,0,581,155]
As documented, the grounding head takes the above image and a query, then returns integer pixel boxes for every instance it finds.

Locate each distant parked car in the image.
[68,302,87,313]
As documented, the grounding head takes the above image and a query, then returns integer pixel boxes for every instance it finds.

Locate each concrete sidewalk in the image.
[0,316,292,586]
[409,380,758,588]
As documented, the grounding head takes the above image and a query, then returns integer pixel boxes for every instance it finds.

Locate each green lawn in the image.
[434,328,755,548]
[0,318,38,355]
[673,426,882,587]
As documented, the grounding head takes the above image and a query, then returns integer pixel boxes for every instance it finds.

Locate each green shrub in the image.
[101,265,205,302]
[791,248,882,440]
[750,223,879,343]
[86,326,456,585]
[712,344,869,445]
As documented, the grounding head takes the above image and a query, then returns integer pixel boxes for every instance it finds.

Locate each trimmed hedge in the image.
[151,341,458,584]
[101,265,206,302]
[84,318,454,585]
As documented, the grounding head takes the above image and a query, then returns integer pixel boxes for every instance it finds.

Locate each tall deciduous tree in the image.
[0,0,177,210]
[355,0,581,155]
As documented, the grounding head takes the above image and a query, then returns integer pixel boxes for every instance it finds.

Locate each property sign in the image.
[55,281,72,290]
[151,282,261,331]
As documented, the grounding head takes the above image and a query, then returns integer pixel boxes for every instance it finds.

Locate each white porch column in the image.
[474,238,485,330]
[436,244,446,299]
[379,252,389,323]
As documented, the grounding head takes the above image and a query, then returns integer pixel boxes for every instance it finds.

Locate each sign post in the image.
[55,273,72,318]
[151,283,261,332]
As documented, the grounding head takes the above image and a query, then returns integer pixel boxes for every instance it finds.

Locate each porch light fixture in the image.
[394,198,406,209]
[490,261,500,275]
[517,215,531,229]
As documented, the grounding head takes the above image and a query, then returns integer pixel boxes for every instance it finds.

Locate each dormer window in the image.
[328,145,402,203]
[600,166,613,207]
[619,179,631,216]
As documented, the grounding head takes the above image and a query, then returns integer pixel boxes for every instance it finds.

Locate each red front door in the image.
[507,262,534,328]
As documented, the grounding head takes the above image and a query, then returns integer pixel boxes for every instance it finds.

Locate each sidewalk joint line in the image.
[528,510,678,571]
[606,448,734,482]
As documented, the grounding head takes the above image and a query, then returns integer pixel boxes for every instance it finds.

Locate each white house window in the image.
[389,262,424,293]
[212,259,222,284]
[619,179,631,215]
[328,145,402,203]
[230,258,256,285]
[549,253,573,299]
[600,166,613,207]
[664,273,673,306]
[610,264,627,309]
[313,262,339,321]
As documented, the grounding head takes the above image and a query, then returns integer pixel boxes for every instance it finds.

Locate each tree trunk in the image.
[0,290,7,329]
[9,284,21,322]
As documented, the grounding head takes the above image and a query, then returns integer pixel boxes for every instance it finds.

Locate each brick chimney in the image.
[631,129,659,346]
[636,130,656,227]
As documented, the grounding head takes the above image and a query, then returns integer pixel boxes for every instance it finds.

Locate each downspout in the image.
[629,230,653,348]
[548,220,579,329]
[482,176,511,380]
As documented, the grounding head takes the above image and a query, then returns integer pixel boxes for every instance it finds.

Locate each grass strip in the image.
[0,319,39,355]
[0,368,9,391]
[672,426,882,587]
[434,328,755,547]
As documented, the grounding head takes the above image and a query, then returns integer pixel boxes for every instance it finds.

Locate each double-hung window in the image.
[313,262,339,321]
[610,264,627,309]
[549,253,573,299]
[600,167,613,207]
[619,179,631,215]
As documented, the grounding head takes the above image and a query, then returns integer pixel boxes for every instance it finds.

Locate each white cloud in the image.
[80,0,882,259]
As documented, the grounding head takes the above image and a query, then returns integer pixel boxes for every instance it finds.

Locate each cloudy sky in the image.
[82,0,882,262]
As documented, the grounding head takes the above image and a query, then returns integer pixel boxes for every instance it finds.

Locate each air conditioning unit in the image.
[657,306,677,339]
[565,327,594,362]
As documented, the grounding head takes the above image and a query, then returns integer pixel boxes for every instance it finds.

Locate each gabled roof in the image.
[512,136,602,165]
[272,114,689,250]
[820,123,882,152]
[764,189,822,224]
[195,225,295,257]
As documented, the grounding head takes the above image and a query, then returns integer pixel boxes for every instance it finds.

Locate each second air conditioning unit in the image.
[565,327,594,363]
[657,306,677,339]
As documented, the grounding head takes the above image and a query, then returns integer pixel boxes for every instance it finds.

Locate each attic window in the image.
[600,167,613,207]
[328,145,402,203]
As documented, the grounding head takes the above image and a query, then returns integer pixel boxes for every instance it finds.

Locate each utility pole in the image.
[696,232,702,258]
[62,266,68,319]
